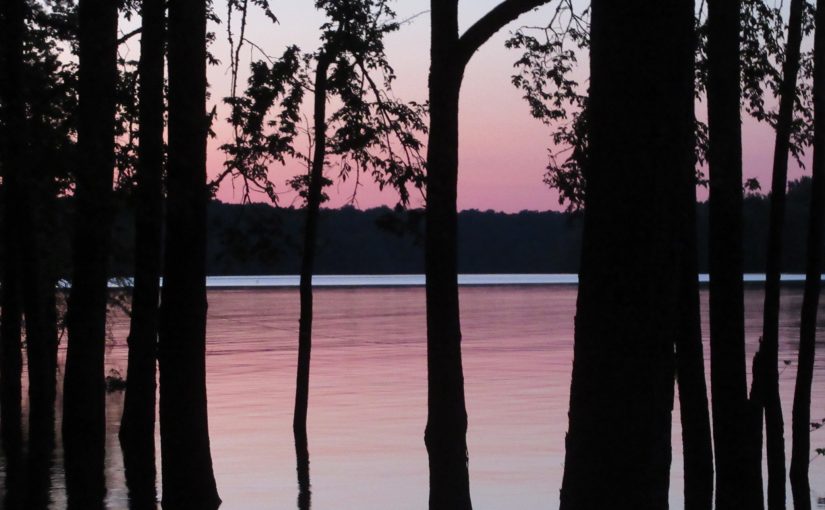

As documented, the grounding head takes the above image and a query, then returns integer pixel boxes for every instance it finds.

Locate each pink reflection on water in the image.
[5,284,825,509]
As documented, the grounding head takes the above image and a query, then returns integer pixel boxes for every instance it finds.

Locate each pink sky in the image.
[171,1,811,213]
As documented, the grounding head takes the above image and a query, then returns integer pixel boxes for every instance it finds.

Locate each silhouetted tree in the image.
[674,119,715,510]
[509,6,713,507]
[119,0,166,502]
[705,0,764,508]
[221,1,426,481]
[425,3,555,508]
[158,0,220,504]
[750,1,806,506]
[61,0,117,506]
[559,1,694,508]
[0,0,27,507]
[1,3,71,506]
[21,6,61,497]
[789,1,825,507]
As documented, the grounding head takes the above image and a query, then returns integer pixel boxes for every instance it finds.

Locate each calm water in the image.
[4,283,825,509]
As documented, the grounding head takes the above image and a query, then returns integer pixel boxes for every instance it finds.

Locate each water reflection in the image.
[121,442,158,510]
[64,435,106,510]
[295,435,311,510]
[26,402,55,510]
[2,401,24,509]
[0,285,824,509]
[121,408,158,510]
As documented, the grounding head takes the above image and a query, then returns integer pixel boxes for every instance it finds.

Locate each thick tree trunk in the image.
[789,1,825,507]
[293,53,330,496]
[120,0,165,501]
[62,0,117,507]
[706,0,763,508]
[559,1,694,508]
[425,4,471,510]
[754,1,805,507]
[0,0,26,506]
[158,0,220,505]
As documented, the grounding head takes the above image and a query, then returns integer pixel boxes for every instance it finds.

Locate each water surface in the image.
[3,283,825,509]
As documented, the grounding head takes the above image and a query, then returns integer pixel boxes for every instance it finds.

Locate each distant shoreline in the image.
[86,273,820,289]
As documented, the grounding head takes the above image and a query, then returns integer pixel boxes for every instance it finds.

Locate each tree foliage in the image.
[509,0,817,211]
[220,0,427,207]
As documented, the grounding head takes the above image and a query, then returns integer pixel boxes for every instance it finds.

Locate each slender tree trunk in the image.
[158,0,220,505]
[293,52,330,493]
[676,13,714,502]
[0,0,26,506]
[424,2,549,508]
[120,0,165,501]
[296,439,311,510]
[22,178,58,510]
[754,1,805,507]
[559,1,693,508]
[425,4,471,509]
[789,1,825,507]
[23,42,60,510]
[62,0,117,506]
[676,134,714,510]
[21,74,59,510]
[706,0,763,508]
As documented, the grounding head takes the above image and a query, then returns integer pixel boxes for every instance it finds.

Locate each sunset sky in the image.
[139,0,810,213]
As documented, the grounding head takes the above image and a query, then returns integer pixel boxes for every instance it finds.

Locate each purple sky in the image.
[119,1,811,213]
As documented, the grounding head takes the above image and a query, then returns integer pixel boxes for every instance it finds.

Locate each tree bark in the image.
[293,51,330,478]
[120,0,165,502]
[158,0,220,505]
[789,1,825,507]
[62,0,117,506]
[753,1,806,507]
[706,0,763,508]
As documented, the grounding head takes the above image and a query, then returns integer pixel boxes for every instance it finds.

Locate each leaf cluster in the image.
[510,0,817,211]
[220,0,427,207]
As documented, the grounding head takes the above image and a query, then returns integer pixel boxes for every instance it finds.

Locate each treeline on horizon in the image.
[71,177,815,276]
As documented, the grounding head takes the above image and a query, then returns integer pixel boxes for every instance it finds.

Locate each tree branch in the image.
[457,0,550,67]
[117,27,142,46]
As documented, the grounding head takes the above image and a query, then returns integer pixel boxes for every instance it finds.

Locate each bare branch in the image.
[117,27,142,46]
[458,0,551,67]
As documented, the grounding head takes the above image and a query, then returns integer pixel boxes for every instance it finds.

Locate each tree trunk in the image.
[291,53,329,510]
[425,4,471,510]
[424,2,549,508]
[158,0,220,505]
[293,52,330,492]
[706,0,763,508]
[676,135,714,510]
[62,0,117,507]
[676,15,715,500]
[0,0,26,506]
[754,1,805,507]
[21,61,59,510]
[789,1,825,507]
[559,1,693,508]
[120,0,165,501]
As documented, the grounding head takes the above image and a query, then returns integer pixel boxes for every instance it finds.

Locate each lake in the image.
[3,281,825,509]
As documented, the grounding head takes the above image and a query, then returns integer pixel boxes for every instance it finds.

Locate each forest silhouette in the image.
[1,0,825,509]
